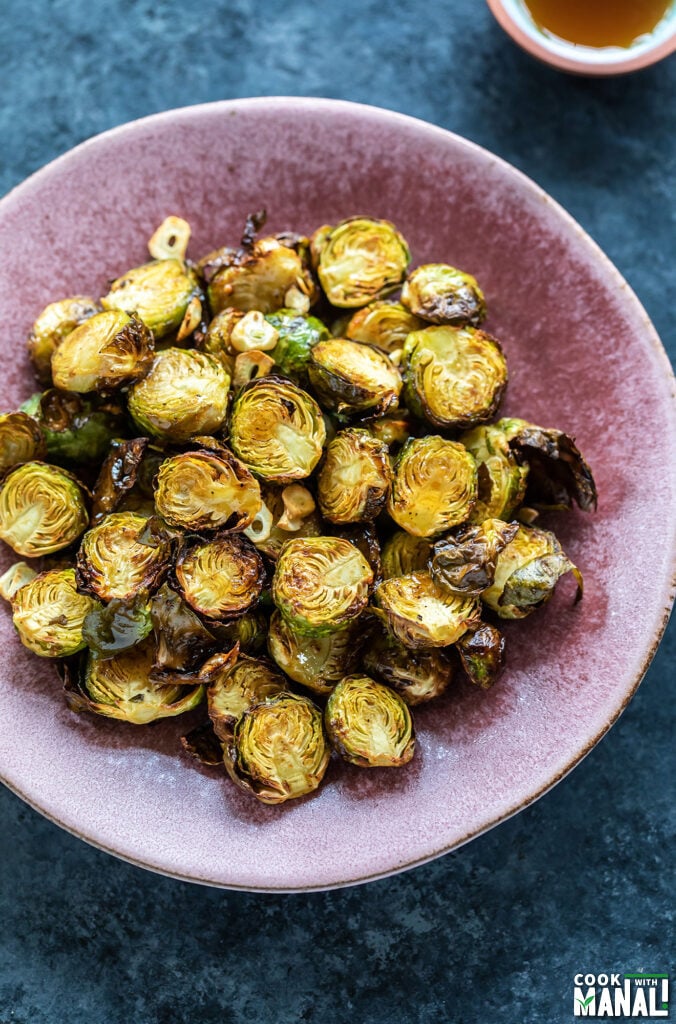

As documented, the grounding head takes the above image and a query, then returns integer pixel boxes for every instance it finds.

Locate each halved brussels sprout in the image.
[345,300,425,353]
[272,536,373,636]
[205,652,288,741]
[175,534,265,620]
[334,523,383,584]
[128,347,229,442]
[12,568,99,657]
[51,310,154,393]
[325,675,415,767]
[226,691,329,804]
[199,308,244,367]
[388,437,477,538]
[265,309,330,380]
[401,264,486,326]
[210,609,269,655]
[460,424,529,523]
[150,583,217,675]
[20,390,124,467]
[207,237,317,315]
[0,412,46,476]
[312,217,410,308]
[402,325,507,429]
[27,296,100,384]
[76,511,171,602]
[456,623,505,689]
[229,376,326,482]
[362,626,453,705]
[381,530,432,580]
[91,437,150,522]
[430,519,519,595]
[0,561,37,601]
[267,610,361,695]
[154,447,262,532]
[0,461,89,557]
[362,409,416,448]
[374,571,481,648]
[482,524,583,619]
[101,258,202,339]
[497,418,598,512]
[317,429,392,524]
[308,339,402,417]
[81,594,153,659]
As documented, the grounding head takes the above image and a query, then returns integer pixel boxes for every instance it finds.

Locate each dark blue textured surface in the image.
[0,2,674,1022]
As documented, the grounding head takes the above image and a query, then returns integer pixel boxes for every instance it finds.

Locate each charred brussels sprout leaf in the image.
[175,534,265,621]
[207,237,317,315]
[205,651,287,741]
[21,390,124,467]
[51,310,154,393]
[27,296,100,384]
[82,594,153,658]
[128,347,229,442]
[362,626,453,705]
[101,258,202,339]
[381,530,432,580]
[346,300,425,354]
[374,571,481,648]
[76,511,171,602]
[325,675,415,767]
[456,623,506,689]
[265,309,330,380]
[154,448,262,532]
[267,610,361,695]
[388,437,477,538]
[312,217,410,308]
[150,583,218,674]
[461,424,529,523]
[308,339,402,417]
[401,264,486,326]
[91,437,150,522]
[430,519,519,595]
[497,418,598,512]
[0,462,89,557]
[272,536,373,636]
[12,568,99,657]
[210,610,269,654]
[0,412,46,476]
[317,428,392,524]
[180,722,225,766]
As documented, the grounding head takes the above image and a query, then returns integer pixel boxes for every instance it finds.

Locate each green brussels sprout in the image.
[81,594,154,659]
[430,519,519,595]
[12,567,99,657]
[267,610,361,695]
[154,447,262,532]
[460,424,529,523]
[311,217,410,308]
[0,412,46,476]
[481,524,583,620]
[175,534,265,620]
[272,536,373,636]
[128,348,229,442]
[149,583,217,675]
[388,437,477,538]
[401,264,486,326]
[20,390,124,467]
[0,461,89,557]
[206,237,317,315]
[91,437,150,522]
[374,571,481,648]
[101,258,202,339]
[265,309,330,380]
[229,376,326,482]
[244,483,325,561]
[345,300,425,353]
[380,530,432,580]
[402,325,507,429]
[317,428,392,524]
[51,310,154,393]
[76,511,171,602]
[27,296,100,384]
[225,691,330,804]
[325,675,415,767]
[497,418,598,512]
[0,561,37,602]
[308,339,402,417]
[362,409,416,448]
[205,651,288,741]
[456,623,505,689]
[362,626,453,705]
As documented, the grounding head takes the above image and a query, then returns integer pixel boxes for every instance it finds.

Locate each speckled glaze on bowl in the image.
[0,99,674,892]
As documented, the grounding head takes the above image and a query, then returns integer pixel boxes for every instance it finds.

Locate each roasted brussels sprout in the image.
[91,437,150,522]
[175,534,265,620]
[199,307,244,366]
[272,536,373,636]
[101,258,202,339]
[461,424,529,523]
[0,412,46,476]
[21,390,124,468]
[381,530,432,580]
[362,625,452,705]
[81,594,154,658]
[374,571,481,648]
[267,610,360,695]
[308,339,402,417]
[482,524,583,619]
[335,523,383,584]
[312,217,410,308]
[11,568,99,657]
[128,347,229,442]
[27,296,100,384]
[325,675,415,767]
[210,609,269,655]
[149,583,217,674]
[51,310,154,393]
[154,447,262,532]
[265,309,330,381]
[362,409,416,448]
[229,376,326,482]
[401,264,486,326]
[0,561,37,601]
[456,623,505,689]
[180,722,224,766]
[430,519,519,595]
[388,437,477,538]
[206,652,287,741]
[345,300,425,353]
[497,418,598,512]
[244,483,325,560]
[0,461,89,557]
[226,691,329,804]
[76,511,171,602]
[317,429,392,524]
[206,237,317,315]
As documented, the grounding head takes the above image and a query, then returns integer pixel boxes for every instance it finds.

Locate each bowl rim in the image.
[1,96,675,891]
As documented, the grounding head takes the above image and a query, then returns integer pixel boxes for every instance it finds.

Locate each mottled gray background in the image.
[0,1,674,1022]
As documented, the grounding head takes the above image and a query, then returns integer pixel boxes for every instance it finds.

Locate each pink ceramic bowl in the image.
[0,99,674,892]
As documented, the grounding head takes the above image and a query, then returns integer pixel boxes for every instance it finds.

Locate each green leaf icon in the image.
[576,996,594,1008]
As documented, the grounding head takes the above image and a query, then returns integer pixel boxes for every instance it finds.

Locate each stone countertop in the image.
[0,2,673,1021]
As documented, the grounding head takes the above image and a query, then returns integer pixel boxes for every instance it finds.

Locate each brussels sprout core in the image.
[388,437,477,538]
[0,461,89,557]
[313,217,410,308]
[128,348,229,441]
[325,675,415,767]
[12,568,99,657]
[374,571,481,648]
[401,264,486,326]
[317,429,392,524]
[154,448,262,532]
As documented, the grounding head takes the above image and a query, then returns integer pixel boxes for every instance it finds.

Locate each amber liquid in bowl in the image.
[523,0,673,47]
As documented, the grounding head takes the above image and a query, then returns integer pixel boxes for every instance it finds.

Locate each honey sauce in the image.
[523,0,673,48]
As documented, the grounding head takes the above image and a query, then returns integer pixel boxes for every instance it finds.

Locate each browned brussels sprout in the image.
[51,310,154,393]
[482,524,583,620]
[128,347,229,441]
[311,217,410,308]
[210,609,269,655]
[401,264,486,326]
[362,626,453,705]
[0,462,89,557]
[456,623,506,689]
[91,437,150,522]
[272,536,373,636]
[175,534,265,620]
[229,376,326,482]
[244,483,325,561]
[334,523,383,584]
[267,610,361,695]
[27,296,100,384]
[325,675,415,767]
[149,583,218,675]
[76,511,171,602]
[308,339,402,417]
[81,594,154,658]
[199,307,244,367]
[205,651,287,741]
[388,437,477,538]
[101,258,203,339]
[374,571,481,648]
[0,412,46,476]
[345,300,425,353]
[497,418,598,512]
[225,691,330,804]
[180,722,224,766]
[154,447,262,532]
[460,424,529,523]
[20,390,124,468]
[362,409,416,448]
[381,530,432,580]
[11,567,99,657]
[430,519,519,595]
[206,237,317,315]
[317,429,392,524]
